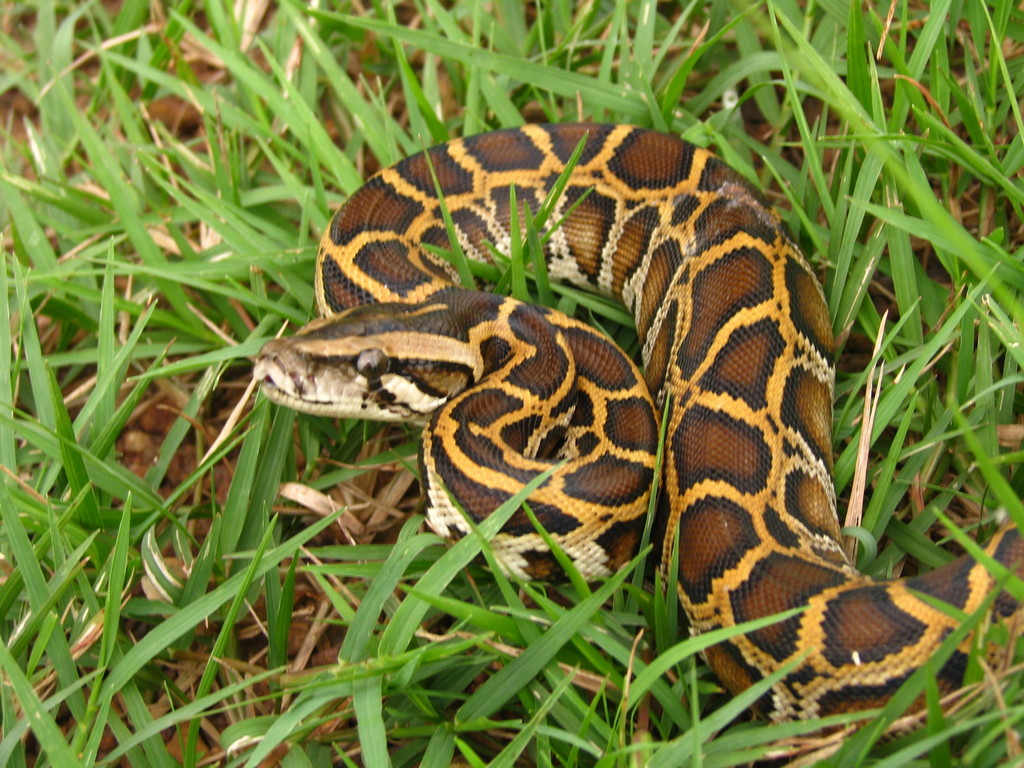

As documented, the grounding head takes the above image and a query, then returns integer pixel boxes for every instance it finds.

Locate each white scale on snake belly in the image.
[423,465,613,581]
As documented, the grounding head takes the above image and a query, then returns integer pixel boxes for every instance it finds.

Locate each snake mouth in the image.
[254,349,348,416]
[255,339,361,415]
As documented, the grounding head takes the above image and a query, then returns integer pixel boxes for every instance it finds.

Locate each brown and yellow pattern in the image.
[255,123,1024,721]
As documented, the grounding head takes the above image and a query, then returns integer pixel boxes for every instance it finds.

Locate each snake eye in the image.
[355,348,388,380]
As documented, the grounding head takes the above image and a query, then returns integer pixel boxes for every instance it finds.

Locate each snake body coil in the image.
[256,123,1023,721]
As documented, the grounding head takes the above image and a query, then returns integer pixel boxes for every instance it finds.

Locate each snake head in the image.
[255,303,482,422]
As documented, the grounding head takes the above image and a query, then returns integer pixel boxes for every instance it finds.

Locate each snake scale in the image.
[256,123,1023,721]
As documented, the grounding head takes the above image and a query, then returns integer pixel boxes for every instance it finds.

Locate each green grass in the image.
[2,1,1024,765]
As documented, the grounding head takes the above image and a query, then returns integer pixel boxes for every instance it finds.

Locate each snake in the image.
[255,123,1023,722]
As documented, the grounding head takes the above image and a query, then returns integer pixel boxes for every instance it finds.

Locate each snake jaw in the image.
[255,327,476,421]
[255,338,430,421]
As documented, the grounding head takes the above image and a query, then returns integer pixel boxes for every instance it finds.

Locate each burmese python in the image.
[255,123,1023,721]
